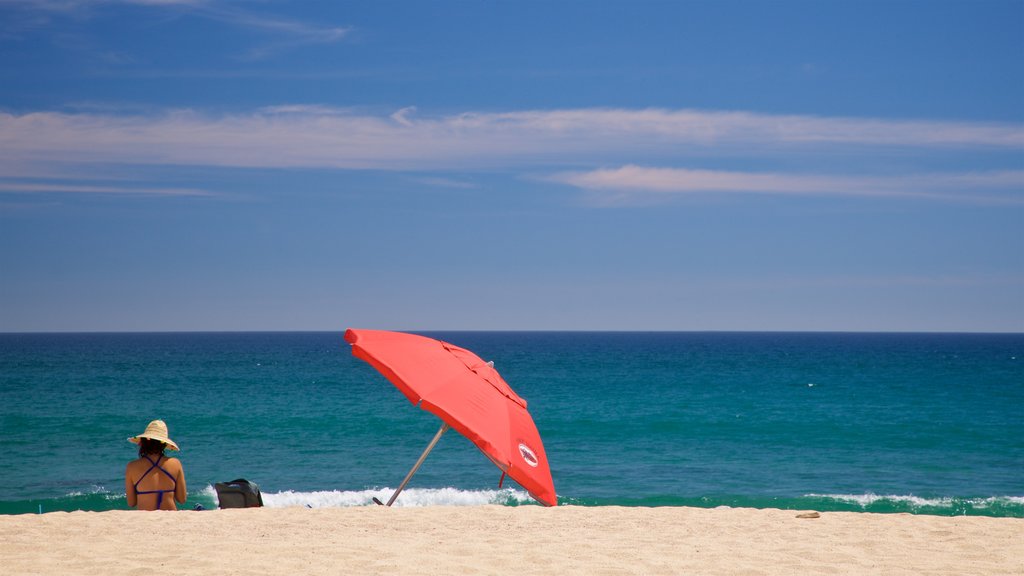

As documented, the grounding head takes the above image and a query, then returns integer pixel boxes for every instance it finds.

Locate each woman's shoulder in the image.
[128,455,182,467]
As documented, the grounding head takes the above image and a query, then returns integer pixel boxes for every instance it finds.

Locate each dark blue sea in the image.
[0,331,1021,517]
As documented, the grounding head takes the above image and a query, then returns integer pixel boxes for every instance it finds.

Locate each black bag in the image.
[214,478,264,509]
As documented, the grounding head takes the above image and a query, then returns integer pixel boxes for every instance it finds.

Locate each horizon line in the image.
[1,329,1021,336]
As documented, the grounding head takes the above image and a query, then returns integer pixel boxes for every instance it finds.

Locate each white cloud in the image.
[1,107,1021,174]
[0,181,213,196]
[212,6,349,43]
[0,0,350,46]
[435,108,1024,148]
[553,165,1024,204]
[390,106,417,128]
[258,104,361,117]
[1,106,1021,203]
[411,176,478,189]
[0,0,205,13]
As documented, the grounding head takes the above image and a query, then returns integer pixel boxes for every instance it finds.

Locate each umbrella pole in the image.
[384,422,451,507]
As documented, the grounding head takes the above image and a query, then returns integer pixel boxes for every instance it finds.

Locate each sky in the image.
[0,0,1021,332]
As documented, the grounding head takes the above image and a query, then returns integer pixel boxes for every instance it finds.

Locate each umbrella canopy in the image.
[344,328,557,507]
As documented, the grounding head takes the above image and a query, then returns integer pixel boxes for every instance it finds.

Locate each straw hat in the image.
[128,419,180,451]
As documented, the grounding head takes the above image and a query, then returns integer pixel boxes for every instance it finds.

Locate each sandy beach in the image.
[2,506,1021,575]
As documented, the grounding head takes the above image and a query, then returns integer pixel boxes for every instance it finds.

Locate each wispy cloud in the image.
[436,108,1024,148]
[205,4,349,42]
[411,176,479,190]
[2,107,1021,173]
[0,0,351,49]
[0,0,205,17]
[1,106,1021,204]
[553,165,1024,204]
[194,3,350,59]
[0,180,213,196]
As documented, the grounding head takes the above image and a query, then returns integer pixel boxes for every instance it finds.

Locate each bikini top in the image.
[134,454,177,509]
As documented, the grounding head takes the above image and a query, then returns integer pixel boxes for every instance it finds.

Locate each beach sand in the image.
[2,506,1021,575]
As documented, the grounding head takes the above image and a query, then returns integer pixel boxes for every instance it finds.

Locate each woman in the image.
[125,419,187,510]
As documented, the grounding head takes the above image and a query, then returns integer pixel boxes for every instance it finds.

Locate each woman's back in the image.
[126,454,186,510]
[125,420,187,511]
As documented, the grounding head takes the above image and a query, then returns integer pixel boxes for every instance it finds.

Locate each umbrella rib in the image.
[440,342,527,408]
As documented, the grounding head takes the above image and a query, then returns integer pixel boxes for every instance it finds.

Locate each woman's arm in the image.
[174,460,187,504]
[125,463,137,508]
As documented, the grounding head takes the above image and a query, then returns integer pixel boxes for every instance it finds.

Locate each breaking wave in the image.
[803,493,1024,516]
[200,485,536,508]
[4,488,1021,517]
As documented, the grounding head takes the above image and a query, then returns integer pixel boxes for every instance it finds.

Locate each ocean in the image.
[0,331,1021,517]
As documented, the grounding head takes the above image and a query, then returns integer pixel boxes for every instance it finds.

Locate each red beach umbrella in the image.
[344,328,557,507]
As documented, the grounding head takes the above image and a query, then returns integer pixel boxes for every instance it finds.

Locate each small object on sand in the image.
[796,512,821,519]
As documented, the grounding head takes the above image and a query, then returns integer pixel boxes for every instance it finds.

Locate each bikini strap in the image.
[134,455,177,509]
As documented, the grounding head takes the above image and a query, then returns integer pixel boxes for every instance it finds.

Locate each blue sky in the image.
[0,0,1021,332]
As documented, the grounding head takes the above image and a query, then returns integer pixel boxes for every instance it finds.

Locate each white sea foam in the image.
[200,484,534,508]
[808,493,948,507]
[806,493,1024,509]
[63,485,121,500]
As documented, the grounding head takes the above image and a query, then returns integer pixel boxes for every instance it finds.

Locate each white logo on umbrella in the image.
[519,443,539,467]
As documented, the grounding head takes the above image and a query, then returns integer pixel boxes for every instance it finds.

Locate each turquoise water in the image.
[0,331,1021,516]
